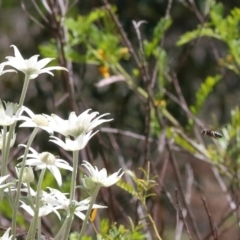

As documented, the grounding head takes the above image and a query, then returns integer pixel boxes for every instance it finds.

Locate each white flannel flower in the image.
[19,187,106,220]
[50,131,97,151]
[0,130,16,149]
[19,188,62,219]
[0,101,22,126]
[18,145,73,186]
[82,160,124,188]
[18,107,53,135]
[3,45,68,79]
[46,188,106,220]
[45,109,112,138]
[74,198,107,220]
[0,227,14,240]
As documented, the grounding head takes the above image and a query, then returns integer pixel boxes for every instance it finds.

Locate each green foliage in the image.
[70,218,145,240]
[117,169,157,203]
[65,9,107,45]
[144,17,172,57]
[40,6,129,67]
[177,2,240,74]
[190,75,221,115]
[117,179,138,198]
[38,39,58,59]
[218,107,240,163]
[166,127,197,154]
[155,48,169,95]
[194,107,240,166]
[176,25,221,46]
[70,232,92,240]
[99,218,146,240]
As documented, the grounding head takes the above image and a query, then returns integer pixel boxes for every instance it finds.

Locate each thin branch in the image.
[201,196,218,240]
[211,167,236,211]
[165,0,173,19]
[202,200,240,239]
[187,0,205,22]
[21,0,45,29]
[100,127,154,142]
[31,0,49,23]
[175,164,194,240]
[171,73,206,144]
[149,94,201,239]
[101,0,141,67]
[175,189,193,240]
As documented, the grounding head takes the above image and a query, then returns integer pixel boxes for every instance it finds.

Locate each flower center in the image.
[32,114,49,126]
[39,152,55,165]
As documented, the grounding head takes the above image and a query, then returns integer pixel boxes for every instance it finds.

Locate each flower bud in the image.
[16,166,34,183]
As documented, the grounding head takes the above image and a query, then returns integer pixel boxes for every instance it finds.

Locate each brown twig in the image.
[201,195,218,240]
[100,127,154,142]
[149,95,201,239]
[175,188,193,240]
[202,201,240,240]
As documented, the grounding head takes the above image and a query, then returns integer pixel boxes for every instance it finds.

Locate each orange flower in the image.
[98,65,110,78]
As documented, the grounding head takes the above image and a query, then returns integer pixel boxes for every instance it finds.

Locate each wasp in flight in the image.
[201,128,223,139]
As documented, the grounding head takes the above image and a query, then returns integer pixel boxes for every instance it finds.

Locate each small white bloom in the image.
[19,107,53,134]
[45,188,106,220]
[15,166,34,183]
[18,145,72,186]
[0,227,14,240]
[19,187,106,220]
[74,199,107,220]
[20,201,61,219]
[82,160,124,188]
[50,131,97,151]
[45,109,112,138]
[3,45,68,79]
[0,130,16,149]
[0,101,22,126]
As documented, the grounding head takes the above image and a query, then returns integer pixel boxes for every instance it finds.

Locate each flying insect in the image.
[200,128,223,139]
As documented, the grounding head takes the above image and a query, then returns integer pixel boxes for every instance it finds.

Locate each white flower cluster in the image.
[0,45,124,239]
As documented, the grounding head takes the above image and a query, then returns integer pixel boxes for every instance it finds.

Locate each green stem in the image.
[61,150,79,240]
[11,127,39,237]
[78,185,101,240]
[2,74,30,178]
[0,126,8,203]
[114,63,148,98]
[54,214,73,240]
[19,74,31,108]
[27,168,46,240]
[69,151,79,201]
[0,74,31,204]
[60,214,74,240]
[1,126,7,176]
[27,182,34,209]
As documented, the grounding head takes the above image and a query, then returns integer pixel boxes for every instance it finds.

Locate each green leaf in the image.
[190,75,221,115]
[144,17,172,56]
[176,26,221,46]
